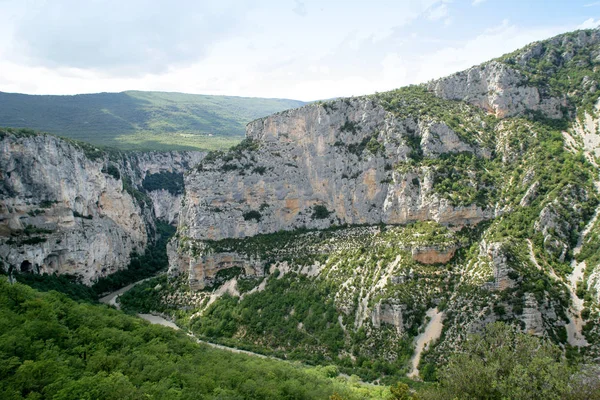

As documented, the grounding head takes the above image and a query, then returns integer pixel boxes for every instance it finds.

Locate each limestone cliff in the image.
[179,97,492,243]
[99,29,600,377]
[172,29,600,297]
[0,130,203,283]
[426,60,566,119]
[161,30,600,372]
[428,29,600,119]
[125,151,204,224]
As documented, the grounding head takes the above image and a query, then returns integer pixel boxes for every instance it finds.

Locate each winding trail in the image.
[99,277,278,361]
[408,307,444,379]
[99,277,154,309]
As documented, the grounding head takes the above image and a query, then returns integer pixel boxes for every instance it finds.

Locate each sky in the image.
[0,0,599,101]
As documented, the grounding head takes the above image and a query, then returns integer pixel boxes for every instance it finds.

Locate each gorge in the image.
[2,28,600,389]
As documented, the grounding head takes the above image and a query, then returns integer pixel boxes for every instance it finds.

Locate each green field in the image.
[0,91,304,151]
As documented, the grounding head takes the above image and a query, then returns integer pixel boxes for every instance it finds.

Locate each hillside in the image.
[0,91,304,151]
[157,28,600,381]
[0,278,391,399]
[3,27,600,397]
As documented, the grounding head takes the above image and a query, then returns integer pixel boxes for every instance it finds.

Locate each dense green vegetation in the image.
[12,273,98,303]
[0,278,391,399]
[142,171,185,195]
[0,91,303,151]
[420,323,600,400]
[4,276,597,399]
[127,223,462,382]
[92,222,176,296]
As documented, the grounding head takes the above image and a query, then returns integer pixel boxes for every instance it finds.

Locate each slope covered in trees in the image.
[0,278,390,400]
[0,91,304,151]
[151,28,600,384]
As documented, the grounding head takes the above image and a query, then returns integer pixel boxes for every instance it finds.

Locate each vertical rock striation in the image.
[0,131,203,283]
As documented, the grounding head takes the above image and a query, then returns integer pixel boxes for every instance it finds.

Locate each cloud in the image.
[427,3,449,21]
[7,0,251,76]
[578,18,600,29]
[293,0,307,16]
[584,1,600,7]
[472,0,486,5]
[0,1,592,102]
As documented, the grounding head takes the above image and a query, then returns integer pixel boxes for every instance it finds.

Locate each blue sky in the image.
[0,0,598,100]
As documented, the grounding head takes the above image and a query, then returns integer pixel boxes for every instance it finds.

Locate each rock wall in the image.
[178,98,493,244]
[427,61,566,119]
[411,245,457,265]
[0,131,201,283]
[124,151,204,225]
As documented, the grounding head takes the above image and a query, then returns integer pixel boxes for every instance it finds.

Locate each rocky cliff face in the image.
[125,151,204,224]
[0,130,202,283]
[427,60,566,119]
[428,29,600,119]
[178,98,492,244]
[159,29,600,374]
[171,29,600,292]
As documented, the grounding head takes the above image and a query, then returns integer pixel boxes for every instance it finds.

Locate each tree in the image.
[389,382,417,400]
[424,322,585,400]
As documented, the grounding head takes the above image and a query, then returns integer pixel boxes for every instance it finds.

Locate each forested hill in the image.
[0,91,304,151]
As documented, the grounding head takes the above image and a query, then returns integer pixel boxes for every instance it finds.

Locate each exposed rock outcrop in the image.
[125,151,204,224]
[481,240,516,291]
[0,131,202,283]
[178,98,492,244]
[411,245,457,264]
[521,293,545,336]
[371,302,405,334]
[427,61,566,119]
[168,242,263,291]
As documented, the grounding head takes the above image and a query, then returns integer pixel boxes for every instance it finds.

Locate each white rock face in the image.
[480,240,515,291]
[371,302,405,334]
[521,293,545,336]
[177,98,492,244]
[427,61,565,119]
[148,190,182,225]
[0,132,202,283]
[124,151,204,225]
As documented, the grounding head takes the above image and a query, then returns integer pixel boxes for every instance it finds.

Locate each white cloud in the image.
[578,18,600,29]
[427,3,449,21]
[293,0,307,16]
[412,20,571,85]
[584,1,600,7]
[4,0,252,75]
[0,1,594,101]
[472,0,486,6]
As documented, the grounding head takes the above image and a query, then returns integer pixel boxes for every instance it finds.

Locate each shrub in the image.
[366,137,384,155]
[102,163,121,180]
[243,210,262,222]
[312,205,332,220]
[142,171,184,195]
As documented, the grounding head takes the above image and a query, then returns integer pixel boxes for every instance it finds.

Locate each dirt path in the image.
[138,313,180,330]
[98,277,155,309]
[408,307,444,379]
[99,276,277,360]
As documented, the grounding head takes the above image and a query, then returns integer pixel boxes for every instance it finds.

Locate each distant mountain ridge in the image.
[0,90,305,151]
